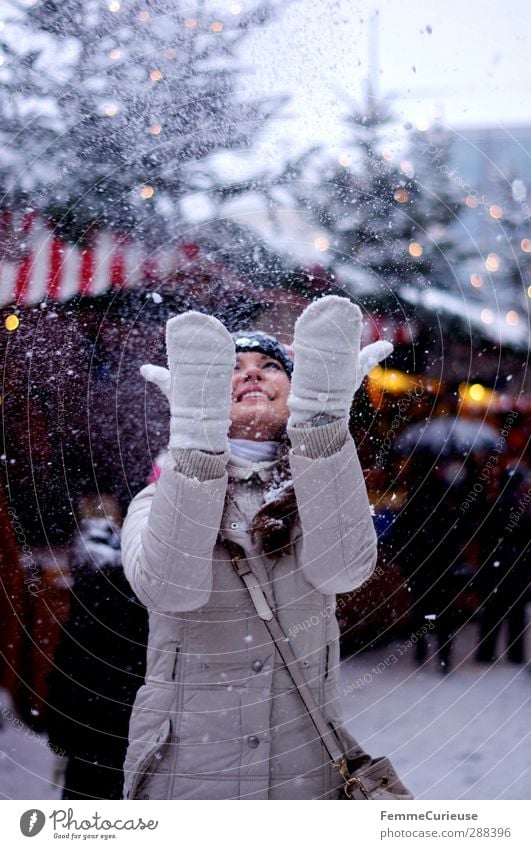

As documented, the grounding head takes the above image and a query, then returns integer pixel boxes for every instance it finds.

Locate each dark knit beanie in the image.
[231,331,293,378]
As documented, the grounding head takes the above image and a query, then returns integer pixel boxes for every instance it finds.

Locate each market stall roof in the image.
[0,212,211,308]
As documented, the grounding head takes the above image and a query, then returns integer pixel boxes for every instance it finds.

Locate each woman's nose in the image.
[242,365,263,382]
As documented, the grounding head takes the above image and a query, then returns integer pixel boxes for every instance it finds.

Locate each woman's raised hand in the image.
[288,295,393,426]
[141,311,235,452]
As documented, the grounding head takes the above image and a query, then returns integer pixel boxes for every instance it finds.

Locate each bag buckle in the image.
[337,758,370,799]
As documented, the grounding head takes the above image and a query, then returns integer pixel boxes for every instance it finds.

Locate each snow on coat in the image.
[121,419,377,800]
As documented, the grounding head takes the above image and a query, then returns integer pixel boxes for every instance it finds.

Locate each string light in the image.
[211,21,224,32]
[314,236,329,252]
[416,117,430,131]
[470,273,483,288]
[382,148,394,161]
[150,70,162,81]
[109,48,121,60]
[138,10,150,22]
[149,124,162,135]
[489,205,503,219]
[185,18,197,28]
[104,103,118,116]
[521,238,531,252]
[485,253,500,272]
[108,1,121,12]
[465,195,478,208]
[140,185,154,199]
[394,189,409,203]
[481,309,493,324]
[338,152,352,167]
[527,286,531,298]
[164,48,176,59]
[400,160,414,177]
[506,310,519,326]
[229,4,243,13]
[4,315,19,331]
[409,242,423,257]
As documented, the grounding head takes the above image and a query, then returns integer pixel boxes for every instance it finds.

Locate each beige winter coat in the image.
[122,418,377,800]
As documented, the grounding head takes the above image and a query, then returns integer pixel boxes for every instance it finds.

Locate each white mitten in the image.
[141,312,235,452]
[288,295,393,426]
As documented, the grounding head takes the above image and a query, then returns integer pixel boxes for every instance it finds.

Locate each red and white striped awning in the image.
[0,212,201,308]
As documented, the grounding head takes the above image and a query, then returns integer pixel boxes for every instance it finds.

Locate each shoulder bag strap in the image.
[226,541,370,781]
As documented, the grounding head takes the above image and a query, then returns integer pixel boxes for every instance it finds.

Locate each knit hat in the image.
[231,331,293,378]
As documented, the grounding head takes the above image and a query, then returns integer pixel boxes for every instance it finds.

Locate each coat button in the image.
[252,660,263,673]
[247,735,260,748]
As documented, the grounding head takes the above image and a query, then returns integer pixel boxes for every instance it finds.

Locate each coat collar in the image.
[227,453,277,483]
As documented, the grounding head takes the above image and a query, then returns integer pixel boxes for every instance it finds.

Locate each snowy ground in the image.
[0,623,529,801]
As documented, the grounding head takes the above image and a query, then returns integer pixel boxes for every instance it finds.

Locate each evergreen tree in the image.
[0,0,283,242]
[288,92,470,298]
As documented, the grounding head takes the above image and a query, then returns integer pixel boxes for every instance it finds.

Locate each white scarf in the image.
[229,438,279,462]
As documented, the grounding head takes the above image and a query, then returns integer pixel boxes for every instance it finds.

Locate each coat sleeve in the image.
[288,418,377,594]
[121,451,228,612]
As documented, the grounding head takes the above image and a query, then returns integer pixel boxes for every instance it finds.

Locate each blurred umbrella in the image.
[395,417,499,456]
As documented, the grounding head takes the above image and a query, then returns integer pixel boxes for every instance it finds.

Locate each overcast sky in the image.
[239,0,531,157]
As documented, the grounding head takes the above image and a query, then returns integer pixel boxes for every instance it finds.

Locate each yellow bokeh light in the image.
[104,103,118,117]
[314,236,329,252]
[138,10,150,22]
[489,205,503,219]
[149,124,162,135]
[469,383,486,402]
[369,365,421,395]
[338,152,352,167]
[185,18,197,28]
[470,273,483,288]
[409,242,423,257]
[465,195,479,208]
[485,253,500,272]
[211,21,224,32]
[520,238,531,252]
[481,309,494,324]
[150,70,162,81]
[506,310,519,326]
[4,314,19,331]
[394,189,409,204]
[400,160,414,177]
[527,285,531,298]
[140,185,154,199]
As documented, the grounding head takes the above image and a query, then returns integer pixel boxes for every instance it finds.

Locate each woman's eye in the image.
[264,361,281,370]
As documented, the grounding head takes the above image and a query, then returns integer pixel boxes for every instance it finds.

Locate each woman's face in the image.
[229,351,291,441]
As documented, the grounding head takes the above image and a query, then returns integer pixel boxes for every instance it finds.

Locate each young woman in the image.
[121,295,392,800]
